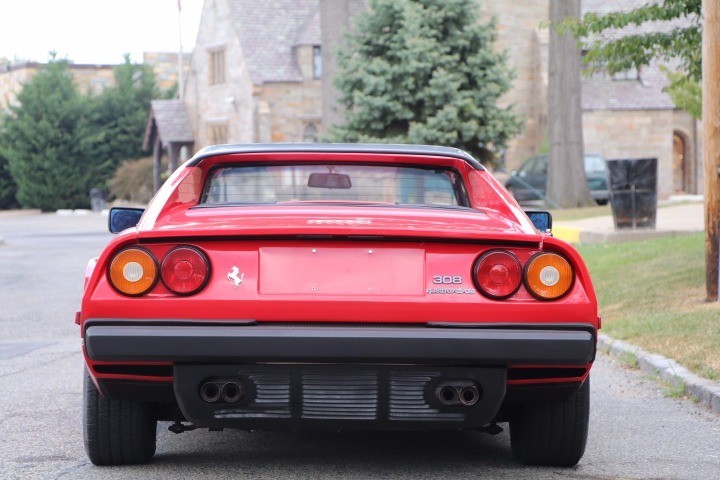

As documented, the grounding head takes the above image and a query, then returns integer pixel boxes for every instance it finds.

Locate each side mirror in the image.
[108,207,145,234]
[525,210,552,233]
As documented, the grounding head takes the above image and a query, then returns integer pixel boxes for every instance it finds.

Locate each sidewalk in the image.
[553,200,704,244]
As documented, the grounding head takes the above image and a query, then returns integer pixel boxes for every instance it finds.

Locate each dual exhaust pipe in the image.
[200,381,244,404]
[437,382,481,407]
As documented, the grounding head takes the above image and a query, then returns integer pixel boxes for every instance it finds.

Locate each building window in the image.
[303,124,318,143]
[209,123,228,144]
[209,48,225,84]
[612,68,640,81]
[312,46,322,79]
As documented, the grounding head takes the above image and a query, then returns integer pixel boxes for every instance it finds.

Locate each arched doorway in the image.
[672,132,689,193]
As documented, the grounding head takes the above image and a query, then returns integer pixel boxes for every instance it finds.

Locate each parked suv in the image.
[505,153,609,205]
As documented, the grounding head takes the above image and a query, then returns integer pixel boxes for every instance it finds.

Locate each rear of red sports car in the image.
[79,144,598,467]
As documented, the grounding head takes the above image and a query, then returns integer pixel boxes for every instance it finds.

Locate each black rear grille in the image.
[302,373,379,420]
[175,364,506,429]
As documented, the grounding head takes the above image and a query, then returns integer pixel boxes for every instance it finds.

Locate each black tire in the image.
[509,377,590,467]
[83,369,157,465]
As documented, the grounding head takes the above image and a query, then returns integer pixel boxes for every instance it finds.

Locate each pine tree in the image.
[0,150,18,209]
[88,55,157,169]
[328,0,521,165]
[0,57,97,210]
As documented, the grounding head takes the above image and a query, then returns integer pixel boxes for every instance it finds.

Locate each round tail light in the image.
[160,246,211,295]
[108,247,159,296]
[473,250,522,299]
[524,252,574,300]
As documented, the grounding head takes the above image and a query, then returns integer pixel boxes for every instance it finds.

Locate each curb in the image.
[598,333,720,415]
[553,224,699,245]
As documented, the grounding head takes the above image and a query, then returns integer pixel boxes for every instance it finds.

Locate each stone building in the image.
[580,0,701,196]
[179,0,699,198]
[182,0,323,148]
[0,62,116,113]
[0,54,188,115]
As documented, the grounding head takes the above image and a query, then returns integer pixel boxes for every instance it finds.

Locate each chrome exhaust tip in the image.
[459,386,480,406]
[199,382,222,403]
[220,381,244,403]
[438,385,458,405]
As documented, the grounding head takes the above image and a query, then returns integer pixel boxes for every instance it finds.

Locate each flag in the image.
[177,0,182,12]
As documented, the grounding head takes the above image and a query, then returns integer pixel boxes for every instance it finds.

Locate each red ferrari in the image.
[79,144,598,466]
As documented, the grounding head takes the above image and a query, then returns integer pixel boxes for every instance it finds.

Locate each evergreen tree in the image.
[87,55,157,177]
[0,57,97,210]
[0,151,18,209]
[328,0,521,165]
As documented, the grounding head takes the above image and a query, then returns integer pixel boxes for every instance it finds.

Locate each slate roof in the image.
[143,100,194,149]
[580,0,697,111]
[227,0,320,85]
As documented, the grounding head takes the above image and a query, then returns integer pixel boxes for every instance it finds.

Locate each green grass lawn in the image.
[577,233,720,380]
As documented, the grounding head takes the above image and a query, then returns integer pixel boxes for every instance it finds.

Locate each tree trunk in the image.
[547,0,592,208]
[702,0,720,301]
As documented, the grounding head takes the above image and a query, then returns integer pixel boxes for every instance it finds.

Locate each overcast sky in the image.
[0,0,204,65]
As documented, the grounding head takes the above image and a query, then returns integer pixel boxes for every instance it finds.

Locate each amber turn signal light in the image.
[524,252,574,300]
[108,247,158,296]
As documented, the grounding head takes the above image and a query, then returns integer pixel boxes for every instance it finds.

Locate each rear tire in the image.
[509,377,590,466]
[83,368,157,465]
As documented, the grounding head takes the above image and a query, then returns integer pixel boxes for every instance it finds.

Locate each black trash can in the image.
[606,158,657,229]
[89,188,106,212]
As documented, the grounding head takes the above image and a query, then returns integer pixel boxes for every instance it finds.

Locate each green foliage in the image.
[0,55,158,211]
[663,68,701,119]
[0,58,99,210]
[0,152,18,209]
[88,55,157,172]
[569,0,701,113]
[328,0,522,166]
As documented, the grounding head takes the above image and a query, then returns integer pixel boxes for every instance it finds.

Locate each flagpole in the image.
[177,0,184,100]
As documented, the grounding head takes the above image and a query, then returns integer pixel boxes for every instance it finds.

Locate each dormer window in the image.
[209,48,226,85]
[313,46,322,79]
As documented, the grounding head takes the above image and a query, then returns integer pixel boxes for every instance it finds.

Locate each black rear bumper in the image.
[84,322,595,365]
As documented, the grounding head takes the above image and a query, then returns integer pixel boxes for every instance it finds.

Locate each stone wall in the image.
[256,78,322,143]
[583,109,675,198]
[478,0,549,171]
[143,52,192,92]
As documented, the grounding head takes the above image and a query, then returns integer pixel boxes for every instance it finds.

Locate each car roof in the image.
[187,143,486,171]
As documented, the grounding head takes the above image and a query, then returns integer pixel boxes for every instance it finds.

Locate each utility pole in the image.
[703,0,720,301]
[177,0,184,101]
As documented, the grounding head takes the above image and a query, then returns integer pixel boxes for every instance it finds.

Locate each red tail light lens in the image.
[473,250,522,299]
[160,246,211,295]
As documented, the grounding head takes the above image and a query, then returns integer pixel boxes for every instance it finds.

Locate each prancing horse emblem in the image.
[227,266,244,289]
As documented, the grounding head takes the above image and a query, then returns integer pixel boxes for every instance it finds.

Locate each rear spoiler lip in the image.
[185,143,486,171]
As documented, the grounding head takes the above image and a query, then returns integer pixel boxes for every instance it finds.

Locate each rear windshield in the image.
[200,164,468,207]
